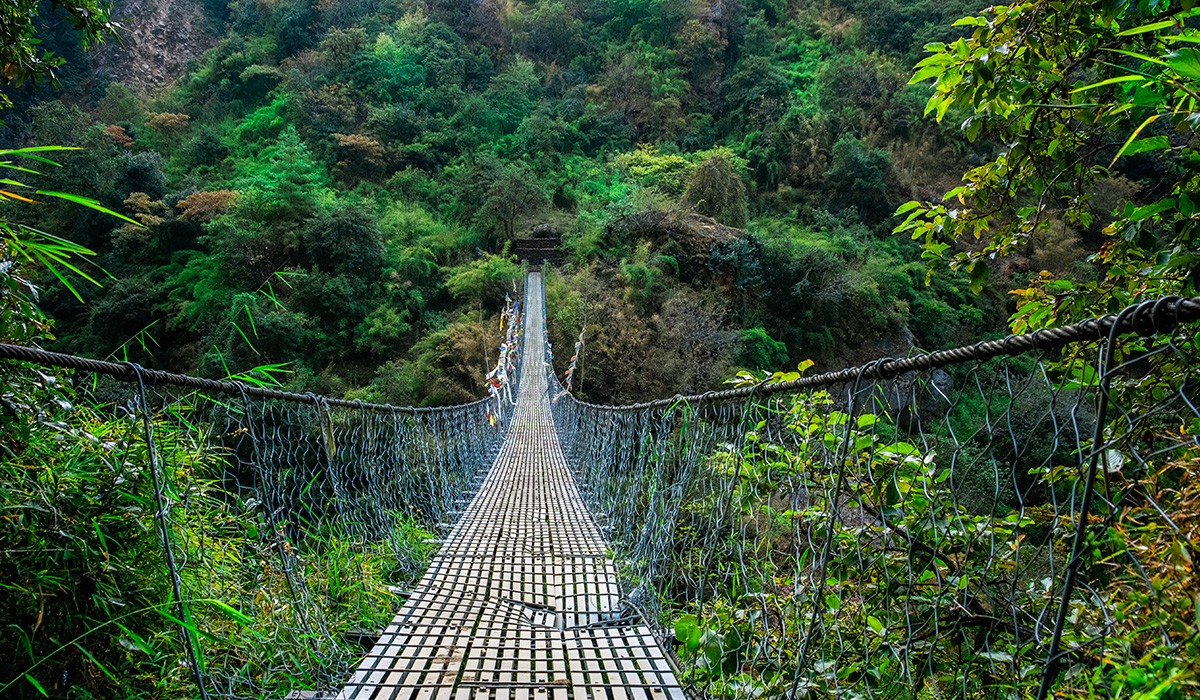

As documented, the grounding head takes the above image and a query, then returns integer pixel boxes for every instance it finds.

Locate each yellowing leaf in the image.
[0,189,36,203]
[1110,113,1160,167]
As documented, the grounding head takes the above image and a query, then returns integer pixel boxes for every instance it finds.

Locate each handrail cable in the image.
[0,342,489,413]
[563,294,1200,410]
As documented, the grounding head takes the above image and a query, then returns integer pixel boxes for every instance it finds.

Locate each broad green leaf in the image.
[1129,198,1176,221]
[674,615,703,653]
[1167,48,1200,80]
[967,259,990,293]
[910,65,945,84]
[915,50,949,67]
[1122,135,1170,157]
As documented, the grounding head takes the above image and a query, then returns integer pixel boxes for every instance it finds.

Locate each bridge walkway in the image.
[335,272,684,700]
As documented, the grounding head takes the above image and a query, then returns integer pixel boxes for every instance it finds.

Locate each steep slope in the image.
[91,0,218,94]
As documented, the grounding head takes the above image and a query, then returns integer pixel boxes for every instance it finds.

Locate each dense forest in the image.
[0,0,1037,405]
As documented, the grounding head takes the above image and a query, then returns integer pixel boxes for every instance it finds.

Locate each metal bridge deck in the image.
[336,273,684,700]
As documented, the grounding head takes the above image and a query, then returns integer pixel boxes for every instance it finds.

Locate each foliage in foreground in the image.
[655,356,1200,699]
[0,371,433,699]
[900,0,1200,331]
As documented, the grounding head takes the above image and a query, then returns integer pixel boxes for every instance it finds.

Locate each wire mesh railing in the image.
[547,293,1200,700]
[0,295,522,698]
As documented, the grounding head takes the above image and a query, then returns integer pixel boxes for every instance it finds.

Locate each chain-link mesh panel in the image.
[549,304,1200,699]
[101,377,508,698]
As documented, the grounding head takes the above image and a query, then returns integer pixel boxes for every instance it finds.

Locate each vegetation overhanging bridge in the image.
[1,280,1199,700]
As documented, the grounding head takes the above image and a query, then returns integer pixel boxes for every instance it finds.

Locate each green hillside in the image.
[3,0,1023,404]
[3,0,1191,406]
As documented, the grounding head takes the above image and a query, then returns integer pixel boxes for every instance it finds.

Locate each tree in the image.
[177,190,236,222]
[304,203,385,278]
[0,0,121,109]
[474,163,548,242]
[331,132,387,183]
[444,253,521,305]
[111,151,167,200]
[0,3,131,349]
[249,127,326,227]
[145,111,191,134]
[683,154,748,227]
[613,144,694,196]
[737,326,788,371]
[519,1,582,65]
[482,57,541,134]
[825,136,891,218]
[95,82,142,124]
[721,55,790,129]
[896,0,1200,329]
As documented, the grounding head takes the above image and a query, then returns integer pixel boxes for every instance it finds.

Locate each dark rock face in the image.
[530,223,558,238]
[92,0,218,95]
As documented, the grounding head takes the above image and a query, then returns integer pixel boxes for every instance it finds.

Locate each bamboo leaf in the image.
[0,190,36,203]
[1070,74,1145,93]
[1104,48,1171,66]
[0,145,78,155]
[22,675,47,697]
[1110,114,1161,167]
[0,164,44,175]
[1115,18,1178,36]
[245,304,259,339]
[72,644,117,682]
[199,598,256,627]
[34,190,142,226]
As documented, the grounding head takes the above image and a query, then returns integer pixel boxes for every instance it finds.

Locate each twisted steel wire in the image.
[0,342,489,412]
[564,295,1200,410]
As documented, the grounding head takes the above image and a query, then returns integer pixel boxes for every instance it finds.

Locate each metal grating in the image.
[335,273,684,700]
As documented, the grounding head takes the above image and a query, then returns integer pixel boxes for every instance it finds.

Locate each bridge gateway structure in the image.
[335,272,684,700]
[2,276,1200,700]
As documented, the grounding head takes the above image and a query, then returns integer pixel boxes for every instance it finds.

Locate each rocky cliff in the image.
[91,0,218,95]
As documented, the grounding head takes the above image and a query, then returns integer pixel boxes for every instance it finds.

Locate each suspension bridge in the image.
[335,272,683,700]
[2,274,1200,700]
